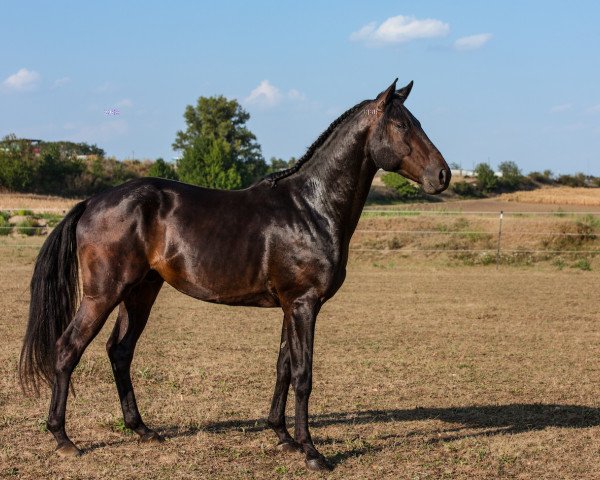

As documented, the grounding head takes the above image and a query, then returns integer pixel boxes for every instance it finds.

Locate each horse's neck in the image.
[292,118,377,237]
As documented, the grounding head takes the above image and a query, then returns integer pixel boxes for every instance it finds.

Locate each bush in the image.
[0,136,156,196]
[16,218,42,236]
[148,158,178,180]
[0,215,11,236]
[15,209,34,216]
[571,258,592,271]
[556,173,587,187]
[35,144,84,194]
[0,151,36,191]
[474,163,498,194]
[451,181,482,198]
[498,161,523,191]
[381,173,421,200]
[528,170,555,184]
[38,212,64,227]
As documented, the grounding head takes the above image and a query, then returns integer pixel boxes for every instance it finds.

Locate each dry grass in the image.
[2,242,600,478]
[353,212,600,267]
[0,192,80,212]
[500,187,600,206]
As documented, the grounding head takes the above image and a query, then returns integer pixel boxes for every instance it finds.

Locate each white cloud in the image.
[52,76,71,88]
[550,103,573,113]
[2,68,41,91]
[245,80,283,107]
[115,98,133,108]
[453,33,492,51]
[586,104,600,114]
[288,89,306,101]
[350,15,450,45]
[245,82,308,108]
[93,82,117,94]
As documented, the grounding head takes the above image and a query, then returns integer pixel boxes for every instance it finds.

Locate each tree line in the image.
[0,95,295,196]
[1,94,598,198]
[450,161,600,198]
[381,161,600,201]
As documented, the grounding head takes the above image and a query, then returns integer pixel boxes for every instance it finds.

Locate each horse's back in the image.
[76,178,282,306]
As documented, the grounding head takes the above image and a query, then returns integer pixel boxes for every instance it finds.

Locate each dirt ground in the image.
[1,244,600,479]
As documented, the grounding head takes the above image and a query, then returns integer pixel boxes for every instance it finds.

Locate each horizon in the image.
[1,1,599,176]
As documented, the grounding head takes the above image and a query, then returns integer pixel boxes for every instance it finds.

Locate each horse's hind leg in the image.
[268,315,302,453]
[106,270,164,443]
[47,295,120,457]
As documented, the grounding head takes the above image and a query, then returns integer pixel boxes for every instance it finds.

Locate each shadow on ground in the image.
[196,403,600,434]
[157,404,600,468]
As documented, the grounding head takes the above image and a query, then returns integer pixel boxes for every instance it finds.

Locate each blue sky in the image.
[1,1,599,175]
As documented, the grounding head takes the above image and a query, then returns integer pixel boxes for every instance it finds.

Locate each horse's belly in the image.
[154,257,278,308]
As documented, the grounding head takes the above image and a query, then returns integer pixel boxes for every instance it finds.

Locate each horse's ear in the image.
[375,78,398,110]
[396,80,414,103]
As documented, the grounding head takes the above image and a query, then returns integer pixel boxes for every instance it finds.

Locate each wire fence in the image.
[2,210,600,265]
[353,210,600,263]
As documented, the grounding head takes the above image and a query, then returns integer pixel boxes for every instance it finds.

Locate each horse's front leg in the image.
[285,293,331,471]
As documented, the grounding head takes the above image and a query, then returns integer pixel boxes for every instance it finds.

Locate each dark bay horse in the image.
[20,79,450,471]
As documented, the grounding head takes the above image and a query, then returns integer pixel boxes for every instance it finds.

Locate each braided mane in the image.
[264,99,371,186]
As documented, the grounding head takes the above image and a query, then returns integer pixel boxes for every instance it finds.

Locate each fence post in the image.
[496,210,503,270]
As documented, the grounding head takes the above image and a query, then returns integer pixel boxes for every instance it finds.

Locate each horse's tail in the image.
[19,200,88,395]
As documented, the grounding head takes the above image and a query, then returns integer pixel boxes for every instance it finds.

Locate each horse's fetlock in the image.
[46,419,61,433]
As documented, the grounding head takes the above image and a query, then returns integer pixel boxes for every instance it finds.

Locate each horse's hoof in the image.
[276,440,303,454]
[56,443,82,458]
[139,431,165,444]
[305,455,332,471]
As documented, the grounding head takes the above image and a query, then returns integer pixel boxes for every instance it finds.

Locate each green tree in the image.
[35,144,84,194]
[173,95,267,187]
[474,162,498,194]
[177,137,241,189]
[0,149,36,191]
[498,161,523,190]
[268,156,298,174]
[148,158,178,180]
[381,173,421,200]
[451,181,482,198]
[557,172,587,187]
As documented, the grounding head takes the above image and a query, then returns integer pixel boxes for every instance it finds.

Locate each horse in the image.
[19,79,450,471]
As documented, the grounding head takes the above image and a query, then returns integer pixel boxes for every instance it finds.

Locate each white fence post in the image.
[496,210,504,270]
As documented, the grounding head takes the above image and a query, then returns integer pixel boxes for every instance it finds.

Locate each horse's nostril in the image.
[439,168,447,185]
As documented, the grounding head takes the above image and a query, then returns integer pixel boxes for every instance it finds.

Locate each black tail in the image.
[19,200,88,394]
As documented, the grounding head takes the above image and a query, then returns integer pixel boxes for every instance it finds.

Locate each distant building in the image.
[451,168,503,178]
[451,168,475,177]
[0,138,43,154]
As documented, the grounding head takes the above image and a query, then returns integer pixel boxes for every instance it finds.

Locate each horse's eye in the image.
[394,122,407,131]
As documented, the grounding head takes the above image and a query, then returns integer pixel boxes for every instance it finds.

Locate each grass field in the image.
[2,185,600,214]
[0,192,79,212]
[1,189,600,478]
[1,238,600,478]
[500,187,600,206]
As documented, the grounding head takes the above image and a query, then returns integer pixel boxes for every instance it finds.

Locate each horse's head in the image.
[366,79,450,194]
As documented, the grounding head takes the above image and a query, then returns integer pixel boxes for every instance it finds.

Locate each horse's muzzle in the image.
[421,162,451,194]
